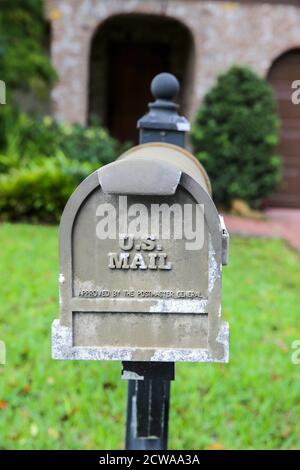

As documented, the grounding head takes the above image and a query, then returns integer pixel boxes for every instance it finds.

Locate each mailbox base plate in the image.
[52,319,229,363]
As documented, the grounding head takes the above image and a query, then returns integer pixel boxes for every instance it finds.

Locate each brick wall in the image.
[46,0,300,124]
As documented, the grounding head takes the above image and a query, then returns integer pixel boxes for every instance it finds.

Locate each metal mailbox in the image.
[52,72,230,450]
[52,141,229,363]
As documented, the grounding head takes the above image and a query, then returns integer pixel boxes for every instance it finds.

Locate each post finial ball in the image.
[151,73,180,101]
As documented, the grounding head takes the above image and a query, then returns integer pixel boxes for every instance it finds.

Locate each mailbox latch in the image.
[219,215,229,266]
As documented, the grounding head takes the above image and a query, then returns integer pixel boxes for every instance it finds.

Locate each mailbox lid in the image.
[99,143,211,196]
[98,157,181,196]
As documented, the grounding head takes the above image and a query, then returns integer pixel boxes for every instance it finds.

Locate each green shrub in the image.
[0,0,55,97]
[0,153,100,223]
[191,66,282,208]
[0,2,124,223]
[0,0,56,148]
[2,113,122,169]
[17,115,122,166]
[0,113,124,222]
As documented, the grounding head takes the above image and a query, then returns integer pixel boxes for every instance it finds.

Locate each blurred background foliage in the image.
[0,0,55,102]
[0,0,123,222]
[0,0,55,148]
[0,114,124,223]
[191,66,281,209]
[0,3,282,219]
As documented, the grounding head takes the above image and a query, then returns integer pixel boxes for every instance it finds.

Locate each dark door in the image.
[267,51,300,208]
[107,42,171,144]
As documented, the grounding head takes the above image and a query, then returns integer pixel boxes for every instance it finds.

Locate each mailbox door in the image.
[53,159,228,362]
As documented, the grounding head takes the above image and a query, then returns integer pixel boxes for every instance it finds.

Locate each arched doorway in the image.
[88,14,194,143]
[267,49,300,208]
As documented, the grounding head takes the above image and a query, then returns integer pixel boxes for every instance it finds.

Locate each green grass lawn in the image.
[0,223,299,450]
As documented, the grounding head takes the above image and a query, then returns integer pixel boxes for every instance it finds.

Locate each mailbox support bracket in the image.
[122,362,174,450]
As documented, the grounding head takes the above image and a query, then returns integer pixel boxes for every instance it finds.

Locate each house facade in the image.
[46,0,300,207]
